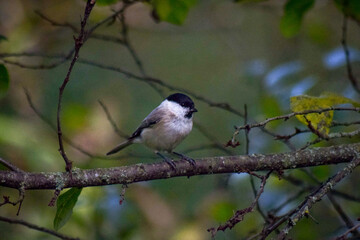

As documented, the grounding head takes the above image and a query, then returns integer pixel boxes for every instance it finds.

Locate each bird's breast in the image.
[140,116,193,152]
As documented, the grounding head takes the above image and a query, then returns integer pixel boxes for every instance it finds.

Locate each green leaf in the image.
[280,0,315,38]
[53,188,82,231]
[290,92,360,137]
[96,0,119,6]
[0,64,10,98]
[334,0,360,21]
[151,0,197,25]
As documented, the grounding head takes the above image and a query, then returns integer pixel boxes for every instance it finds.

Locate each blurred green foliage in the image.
[151,0,198,25]
[334,0,360,20]
[280,0,315,37]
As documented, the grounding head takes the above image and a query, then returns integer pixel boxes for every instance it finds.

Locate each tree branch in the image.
[0,143,359,190]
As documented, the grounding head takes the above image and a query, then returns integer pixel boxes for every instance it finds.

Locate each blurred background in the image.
[0,0,360,239]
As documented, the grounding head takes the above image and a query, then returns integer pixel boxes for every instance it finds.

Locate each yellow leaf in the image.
[290,92,360,137]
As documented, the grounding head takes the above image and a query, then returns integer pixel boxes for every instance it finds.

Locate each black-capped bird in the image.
[106,93,198,169]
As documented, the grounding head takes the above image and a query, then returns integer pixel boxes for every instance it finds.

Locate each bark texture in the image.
[0,143,359,190]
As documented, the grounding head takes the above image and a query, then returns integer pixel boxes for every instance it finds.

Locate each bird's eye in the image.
[181,103,185,106]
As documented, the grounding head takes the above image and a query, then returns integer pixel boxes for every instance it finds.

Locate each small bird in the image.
[106,93,198,169]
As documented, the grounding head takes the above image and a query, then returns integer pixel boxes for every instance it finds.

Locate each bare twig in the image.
[208,171,272,236]
[332,120,360,127]
[193,121,234,155]
[244,104,250,154]
[303,115,329,140]
[341,13,360,94]
[48,188,62,207]
[35,9,125,45]
[24,87,112,159]
[56,0,96,171]
[327,193,359,237]
[277,155,360,239]
[0,187,25,216]
[274,127,309,141]
[2,51,74,69]
[300,128,360,150]
[0,216,80,240]
[98,100,129,139]
[244,104,269,223]
[334,223,360,240]
[35,10,78,32]
[274,120,360,142]
[234,107,360,135]
[270,189,307,215]
[117,4,165,97]
[1,51,244,118]
[0,157,24,173]
[332,190,360,203]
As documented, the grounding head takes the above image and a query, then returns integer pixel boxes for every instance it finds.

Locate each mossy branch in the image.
[0,143,359,190]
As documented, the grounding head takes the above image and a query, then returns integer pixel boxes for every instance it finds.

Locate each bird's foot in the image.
[173,152,196,166]
[156,152,176,170]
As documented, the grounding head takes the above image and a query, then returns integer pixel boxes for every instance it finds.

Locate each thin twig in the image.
[244,104,269,223]
[0,157,24,173]
[234,107,360,135]
[24,87,110,159]
[208,171,272,236]
[303,115,329,140]
[1,51,245,118]
[98,100,129,139]
[48,188,62,207]
[277,156,360,239]
[0,216,80,240]
[56,0,96,171]
[118,4,165,97]
[300,128,360,150]
[341,13,360,94]
[244,104,250,154]
[2,51,74,69]
[0,187,25,216]
[327,193,359,236]
[334,223,360,240]
[270,189,307,215]
[35,9,125,45]
[193,121,234,155]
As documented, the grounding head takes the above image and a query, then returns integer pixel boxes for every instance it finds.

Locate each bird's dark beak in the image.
[191,108,198,113]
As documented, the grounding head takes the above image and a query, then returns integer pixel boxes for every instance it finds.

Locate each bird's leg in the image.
[156,152,176,170]
[172,152,196,166]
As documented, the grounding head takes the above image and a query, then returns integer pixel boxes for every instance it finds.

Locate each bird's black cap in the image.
[166,93,196,110]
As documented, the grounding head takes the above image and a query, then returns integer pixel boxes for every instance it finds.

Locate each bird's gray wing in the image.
[129,107,164,140]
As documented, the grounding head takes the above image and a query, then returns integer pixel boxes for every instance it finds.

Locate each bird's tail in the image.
[106,140,133,155]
